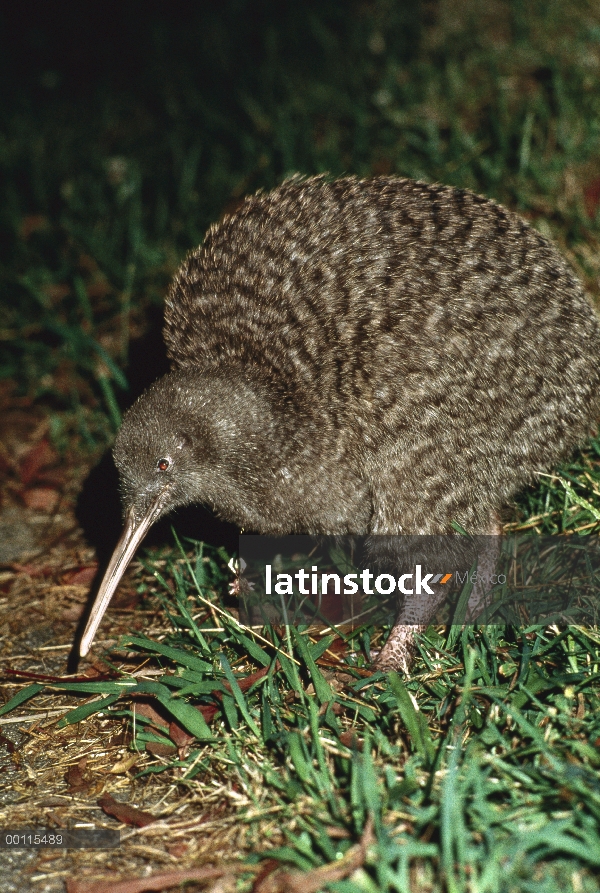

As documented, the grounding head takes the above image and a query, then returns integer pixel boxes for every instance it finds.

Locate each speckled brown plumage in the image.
[81,175,600,670]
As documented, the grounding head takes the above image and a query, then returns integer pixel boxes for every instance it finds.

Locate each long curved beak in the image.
[79,493,167,656]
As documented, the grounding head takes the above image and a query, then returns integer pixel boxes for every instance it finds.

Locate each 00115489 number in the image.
[0,829,120,848]
[4,833,63,846]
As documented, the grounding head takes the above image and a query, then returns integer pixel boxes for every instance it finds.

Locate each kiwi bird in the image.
[79,175,600,670]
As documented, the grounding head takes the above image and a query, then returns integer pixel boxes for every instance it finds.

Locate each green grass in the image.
[4,538,600,890]
[2,1,600,888]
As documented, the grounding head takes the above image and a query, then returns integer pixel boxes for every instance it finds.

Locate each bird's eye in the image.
[157,457,171,472]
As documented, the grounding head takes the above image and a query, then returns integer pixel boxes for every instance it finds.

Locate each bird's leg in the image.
[371,624,421,675]
[464,519,502,621]
[370,519,503,675]
[371,585,447,673]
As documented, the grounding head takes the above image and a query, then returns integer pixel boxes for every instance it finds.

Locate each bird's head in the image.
[79,369,277,656]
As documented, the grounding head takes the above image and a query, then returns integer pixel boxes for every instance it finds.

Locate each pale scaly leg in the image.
[371,520,502,674]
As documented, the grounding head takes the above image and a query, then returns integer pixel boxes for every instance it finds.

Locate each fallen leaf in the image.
[97,793,156,827]
[169,720,194,749]
[133,700,170,729]
[11,563,54,577]
[135,695,218,741]
[251,859,279,892]
[310,589,345,622]
[113,589,143,610]
[22,487,60,512]
[197,704,219,723]
[339,731,363,750]
[61,565,98,586]
[65,758,91,794]
[234,665,270,693]
[19,439,57,486]
[321,637,347,654]
[145,740,176,757]
[107,730,128,748]
[65,865,232,893]
[131,701,175,755]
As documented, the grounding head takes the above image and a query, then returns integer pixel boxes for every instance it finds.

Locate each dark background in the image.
[1,9,600,886]
[1,0,599,547]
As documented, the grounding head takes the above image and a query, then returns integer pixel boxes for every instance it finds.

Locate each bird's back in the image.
[164,176,600,529]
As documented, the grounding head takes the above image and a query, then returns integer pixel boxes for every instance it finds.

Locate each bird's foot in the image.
[370,623,422,675]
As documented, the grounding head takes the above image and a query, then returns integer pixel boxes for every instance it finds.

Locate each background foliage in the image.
[1,2,600,890]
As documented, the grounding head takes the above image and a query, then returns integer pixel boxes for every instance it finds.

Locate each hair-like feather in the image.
[82,176,600,669]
